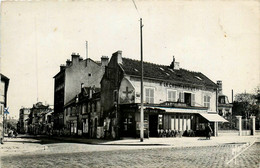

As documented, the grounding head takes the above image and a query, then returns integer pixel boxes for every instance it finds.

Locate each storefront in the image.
[119,104,227,138]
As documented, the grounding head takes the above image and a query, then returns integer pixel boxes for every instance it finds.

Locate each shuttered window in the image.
[145,88,154,104]
[204,95,210,108]
[168,90,177,102]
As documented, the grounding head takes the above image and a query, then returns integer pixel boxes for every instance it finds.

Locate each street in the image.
[0,136,259,168]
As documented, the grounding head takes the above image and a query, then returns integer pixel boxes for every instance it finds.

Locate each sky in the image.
[0,0,259,119]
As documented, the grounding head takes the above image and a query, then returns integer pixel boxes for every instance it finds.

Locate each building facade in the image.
[0,74,9,143]
[64,87,102,138]
[18,108,31,134]
[217,81,233,118]
[28,102,52,135]
[101,51,227,139]
[53,53,108,134]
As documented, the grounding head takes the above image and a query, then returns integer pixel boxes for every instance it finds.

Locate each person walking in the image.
[205,123,213,140]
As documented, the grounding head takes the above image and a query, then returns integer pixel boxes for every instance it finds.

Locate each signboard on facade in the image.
[136,120,148,130]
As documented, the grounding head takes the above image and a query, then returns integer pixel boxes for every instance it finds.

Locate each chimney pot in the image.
[101,56,109,66]
[113,50,122,64]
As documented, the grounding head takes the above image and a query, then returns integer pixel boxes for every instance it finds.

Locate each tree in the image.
[6,118,18,131]
[233,90,259,119]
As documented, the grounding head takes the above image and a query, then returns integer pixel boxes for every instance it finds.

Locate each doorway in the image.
[149,115,158,137]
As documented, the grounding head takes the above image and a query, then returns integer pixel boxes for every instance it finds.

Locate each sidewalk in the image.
[21,134,260,147]
[1,135,259,157]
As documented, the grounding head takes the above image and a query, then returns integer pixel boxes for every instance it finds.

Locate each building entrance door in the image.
[149,115,158,137]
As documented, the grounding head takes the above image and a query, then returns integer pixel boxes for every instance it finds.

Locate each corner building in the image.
[101,51,227,139]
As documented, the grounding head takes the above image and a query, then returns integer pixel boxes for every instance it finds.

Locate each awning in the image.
[199,113,228,122]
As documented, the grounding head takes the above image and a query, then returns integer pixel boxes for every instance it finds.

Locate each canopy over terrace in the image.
[199,113,228,123]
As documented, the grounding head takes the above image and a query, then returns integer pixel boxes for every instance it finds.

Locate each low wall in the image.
[241,130,251,136]
[218,130,239,136]
[255,130,260,136]
[218,130,251,136]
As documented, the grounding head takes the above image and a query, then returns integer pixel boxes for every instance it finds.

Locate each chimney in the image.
[170,56,180,70]
[174,62,180,70]
[112,50,122,64]
[217,80,223,95]
[71,52,79,64]
[66,59,71,66]
[60,64,66,71]
[101,56,109,67]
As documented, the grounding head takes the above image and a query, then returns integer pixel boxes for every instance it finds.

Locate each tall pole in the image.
[86,41,88,59]
[140,18,144,142]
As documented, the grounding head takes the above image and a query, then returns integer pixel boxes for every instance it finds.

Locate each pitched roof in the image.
[121,58,217,89]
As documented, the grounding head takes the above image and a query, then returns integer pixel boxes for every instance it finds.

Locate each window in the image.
[145,88,154,104]
[195,76,202,80]
[204,95,210,108]
[168,90,177,102]
[184,93,195,106]
[82,105,87,114]
[159,67,165,71]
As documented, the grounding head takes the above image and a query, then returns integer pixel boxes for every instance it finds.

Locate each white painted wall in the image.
[128,76,217,112]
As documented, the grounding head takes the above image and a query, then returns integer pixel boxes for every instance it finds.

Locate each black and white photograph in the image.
[0,0,259,167]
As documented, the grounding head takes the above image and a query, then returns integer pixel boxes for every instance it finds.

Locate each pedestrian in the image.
[13,130,18,138]
[205,123,213,140]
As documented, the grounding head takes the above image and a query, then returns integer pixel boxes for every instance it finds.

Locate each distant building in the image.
[53,53,108,134]
[217,81,233,119]
[0,74,9,143]
[18,108,31,134]
[28,102,52,135]
[101,51,227,139]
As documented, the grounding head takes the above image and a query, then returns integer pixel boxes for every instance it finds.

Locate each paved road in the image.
[1,142,259,168]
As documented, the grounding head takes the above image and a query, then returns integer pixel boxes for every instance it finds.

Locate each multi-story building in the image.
[64,86,101,138]
[28,102,52,135]
[0,74,9,143]
[53,53,108,133]
[18,108,31,134]
[101,51,227,139]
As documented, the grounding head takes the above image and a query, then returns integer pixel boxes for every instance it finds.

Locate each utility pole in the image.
[140,18,144,142]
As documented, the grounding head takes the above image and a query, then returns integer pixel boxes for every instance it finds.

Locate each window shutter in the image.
[208,96,210,108]
[181,92,184,102]
[168,92,171,101]
[191,94,195,106]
